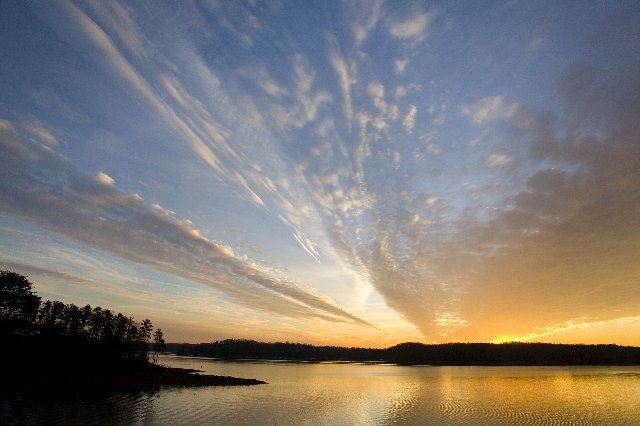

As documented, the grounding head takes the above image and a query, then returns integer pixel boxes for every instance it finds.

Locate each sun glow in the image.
[491,336,522,344]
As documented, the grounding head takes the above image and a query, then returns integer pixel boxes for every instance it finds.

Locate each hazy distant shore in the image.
[167,339,640,366]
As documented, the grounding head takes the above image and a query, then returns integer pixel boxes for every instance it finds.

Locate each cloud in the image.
[486,153,511,167]
[82,0,156,60]
[394,85,407,99]
[496,316,640,343]
[351,0,383,44]
[441,60,640,339]
[387,13,430,41]
[24,121,56,145]
[328,35,355,129]
[45,0,228,177]
[268,55,332,130]
[13,0,640,345]
[96,171,116,186]
[426,143,441,155]
[288,16,640,342]
[403,105,417,133]
[435,313,469,336]
[238,65,289,98]
[357,81,405,139]
[0,120,13,131]
[394,58,409,74]
[39,0,335,258]
[460,96,519,125]
[203,0,260,47]
[0,122,375,329]
[367,81,385,105]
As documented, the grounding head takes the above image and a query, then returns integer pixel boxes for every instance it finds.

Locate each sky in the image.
[1,0,639,346]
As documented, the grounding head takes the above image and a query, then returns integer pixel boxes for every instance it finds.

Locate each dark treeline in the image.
[32,300,155,363]
[168,339,640,366]
[1,270,165,384]
[1,270,264,391]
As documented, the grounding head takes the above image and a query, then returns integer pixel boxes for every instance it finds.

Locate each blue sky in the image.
[1,0,639,345]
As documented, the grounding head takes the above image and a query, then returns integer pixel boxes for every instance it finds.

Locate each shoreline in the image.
[62,365,267,391]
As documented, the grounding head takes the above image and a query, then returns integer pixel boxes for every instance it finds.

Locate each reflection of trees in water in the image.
[3,391,158,424]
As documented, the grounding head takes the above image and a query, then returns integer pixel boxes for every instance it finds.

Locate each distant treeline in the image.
[1,270,165,380]
[168,339,640,366]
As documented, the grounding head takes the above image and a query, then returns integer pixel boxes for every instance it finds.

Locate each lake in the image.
[4,354,639,424]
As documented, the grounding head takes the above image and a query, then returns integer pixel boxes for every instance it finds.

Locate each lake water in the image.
[4,354,640,425]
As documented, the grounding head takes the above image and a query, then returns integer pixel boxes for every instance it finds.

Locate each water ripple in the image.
[4,359,639,425]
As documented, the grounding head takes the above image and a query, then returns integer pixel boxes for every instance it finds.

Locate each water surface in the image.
[4,354,639,424]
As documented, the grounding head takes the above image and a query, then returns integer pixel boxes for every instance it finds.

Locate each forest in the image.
[0,270,264,391]
[168,339,640,366]
[0,270,165,370]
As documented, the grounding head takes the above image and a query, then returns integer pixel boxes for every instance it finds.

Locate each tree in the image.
[63,304,83,335]
[152,328,166,364]
[0,270,41,335]
[138,319,153,361]
[1,269,167,366]
[88,307,104,340]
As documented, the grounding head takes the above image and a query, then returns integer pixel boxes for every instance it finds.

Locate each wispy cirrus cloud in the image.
[23,121,57,145]
[494,316,640,343]
[328,34,356,130]
[0,122,375,328]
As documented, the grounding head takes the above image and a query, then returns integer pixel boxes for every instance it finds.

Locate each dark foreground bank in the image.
[168,339,640,366]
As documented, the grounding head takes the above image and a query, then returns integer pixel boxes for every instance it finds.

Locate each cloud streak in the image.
[0,123,375,328]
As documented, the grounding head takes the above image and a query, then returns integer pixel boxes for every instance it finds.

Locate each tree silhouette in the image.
[1,270,163,366]
[138,319,153,361]
[153,328,166,364]
[0,270,41,335]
